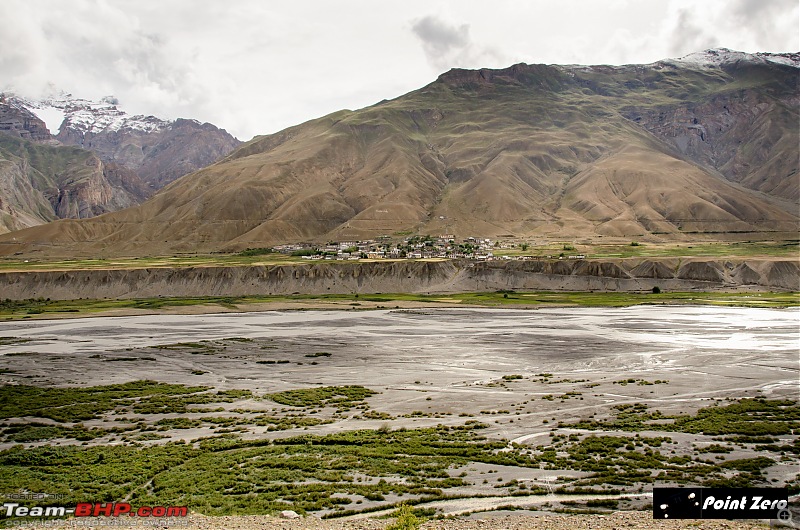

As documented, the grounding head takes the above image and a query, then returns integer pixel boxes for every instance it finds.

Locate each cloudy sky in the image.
[2,0,797,140]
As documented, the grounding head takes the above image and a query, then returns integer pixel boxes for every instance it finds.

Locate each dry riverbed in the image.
[0,307,797,524]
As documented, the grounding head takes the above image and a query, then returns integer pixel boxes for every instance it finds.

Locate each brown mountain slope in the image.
[0,135,149,234]
[0,50,797,256]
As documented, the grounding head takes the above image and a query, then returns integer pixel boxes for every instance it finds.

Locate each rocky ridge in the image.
[0,94,53,142]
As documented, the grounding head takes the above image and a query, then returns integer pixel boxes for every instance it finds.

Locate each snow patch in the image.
[667,48,799,69]
[552,48,799,72]
[757,52,800,67]
[2,91,170,137]
[32,106,66,135]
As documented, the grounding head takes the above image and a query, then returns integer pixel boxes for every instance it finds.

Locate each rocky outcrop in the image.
[43,156,148,219]
[620,89,799,202]
[57,117,241,189]
[629,260,678,279]
[1,258,795,301]
[0,99,52,142]
[675,260,726,282]
[0,135,150,233]
[764,260,800,290]
[0,155,57,232]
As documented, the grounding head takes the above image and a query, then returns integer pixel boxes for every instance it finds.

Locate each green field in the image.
[493,239,800,259]
[1,291,798,320]
[0,251,305,272]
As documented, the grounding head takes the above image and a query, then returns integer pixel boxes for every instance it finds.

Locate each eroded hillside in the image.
[1,257,797,301]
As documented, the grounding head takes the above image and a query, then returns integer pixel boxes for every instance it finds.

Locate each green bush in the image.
[387,504,421,530]
[267,386,376,410]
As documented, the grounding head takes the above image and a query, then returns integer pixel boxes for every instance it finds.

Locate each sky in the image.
[2,0,798,141]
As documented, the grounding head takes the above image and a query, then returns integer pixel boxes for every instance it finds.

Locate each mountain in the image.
[0,98,150,233]
[0,49,797,256]
[0,92,240,233]
[32,93,242,189]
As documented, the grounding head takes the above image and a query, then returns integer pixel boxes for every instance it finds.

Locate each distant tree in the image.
[387,505,420,530]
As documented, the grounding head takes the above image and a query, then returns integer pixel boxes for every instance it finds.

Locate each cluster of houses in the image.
[272,235,585,261]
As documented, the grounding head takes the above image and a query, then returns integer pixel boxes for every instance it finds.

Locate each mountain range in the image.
[0,92,240,233]
[0,49,797,256]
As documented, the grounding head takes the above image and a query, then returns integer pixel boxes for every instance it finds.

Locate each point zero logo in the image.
[653,487,789,520]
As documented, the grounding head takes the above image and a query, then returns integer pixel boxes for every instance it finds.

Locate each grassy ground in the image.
[0,252,306,272]
[2,291,798,320]
[496,239,800,259]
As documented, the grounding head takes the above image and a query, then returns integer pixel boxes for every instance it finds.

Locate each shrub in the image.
[387,504,421,530]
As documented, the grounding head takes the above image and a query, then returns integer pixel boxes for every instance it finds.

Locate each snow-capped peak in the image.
[668,48,800,69]
[545,48,798,76]
[2,91,169,137]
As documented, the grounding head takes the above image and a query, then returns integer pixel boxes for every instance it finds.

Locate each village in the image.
[272,235,586,261]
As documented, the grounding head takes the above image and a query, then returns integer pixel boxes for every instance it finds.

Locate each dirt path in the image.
[10,511,775,529]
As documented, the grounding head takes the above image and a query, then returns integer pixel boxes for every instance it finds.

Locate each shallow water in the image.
[1,306,797,357]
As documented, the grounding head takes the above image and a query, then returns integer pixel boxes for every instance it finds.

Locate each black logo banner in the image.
[653,487,789,520]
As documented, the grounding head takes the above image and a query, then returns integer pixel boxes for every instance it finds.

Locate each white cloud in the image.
[410,15,508,72]
[663,0,799,58]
